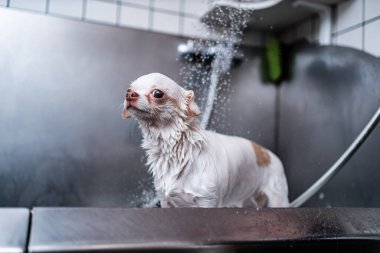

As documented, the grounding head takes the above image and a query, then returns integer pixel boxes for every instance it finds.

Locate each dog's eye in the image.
[152,89,164,99]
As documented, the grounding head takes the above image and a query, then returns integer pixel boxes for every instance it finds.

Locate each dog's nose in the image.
[126,91,139,101]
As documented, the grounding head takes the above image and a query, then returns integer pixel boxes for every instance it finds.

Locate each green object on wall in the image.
[266,38,282,83]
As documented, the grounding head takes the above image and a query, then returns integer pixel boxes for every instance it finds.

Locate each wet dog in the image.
[122,73,289,208]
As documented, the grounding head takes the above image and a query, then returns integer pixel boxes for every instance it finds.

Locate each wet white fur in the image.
[122,73,289,208]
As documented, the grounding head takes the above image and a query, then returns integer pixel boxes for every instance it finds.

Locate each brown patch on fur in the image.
[254,192,268,207]
[252,142,271,167]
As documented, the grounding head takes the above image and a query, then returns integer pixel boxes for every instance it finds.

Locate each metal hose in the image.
[290,105,380,207]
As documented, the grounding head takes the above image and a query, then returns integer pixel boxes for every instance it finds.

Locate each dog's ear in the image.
[184,90,200,117]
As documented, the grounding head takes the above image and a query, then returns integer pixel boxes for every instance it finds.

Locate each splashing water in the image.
[180,2,251,129]
[201,42,234,128]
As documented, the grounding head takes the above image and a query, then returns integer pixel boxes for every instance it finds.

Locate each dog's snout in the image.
[126,90,139,101]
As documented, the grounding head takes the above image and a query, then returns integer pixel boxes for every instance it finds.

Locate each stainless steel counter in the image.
[0,208,30,253]
[28,208,380,252]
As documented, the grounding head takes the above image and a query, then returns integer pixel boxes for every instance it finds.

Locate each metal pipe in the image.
[293,0,332,45]
[290,105,380,207]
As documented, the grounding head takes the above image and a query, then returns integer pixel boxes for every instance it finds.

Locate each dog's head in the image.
[121,73,200,125]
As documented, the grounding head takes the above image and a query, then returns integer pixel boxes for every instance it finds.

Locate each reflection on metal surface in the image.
[0,248,24,253]
[0,209,30,253]
[29,208,380,252]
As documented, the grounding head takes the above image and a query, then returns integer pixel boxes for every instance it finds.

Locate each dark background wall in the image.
[279,46,380,207]
[0,8,184,207]
[0,8,379,208]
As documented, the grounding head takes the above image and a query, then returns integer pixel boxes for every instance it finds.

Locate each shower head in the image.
[202,0,344,34]
[213,0,283,11]
[201,0,284,35]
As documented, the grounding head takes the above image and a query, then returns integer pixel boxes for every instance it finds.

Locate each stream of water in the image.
[181,2,251,129]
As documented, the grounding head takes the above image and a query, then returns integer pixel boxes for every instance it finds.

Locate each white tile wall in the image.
[152,11,179,35]
[364,0,380,21]
[183,16,208,38]
[86,0,117,24]
[281,0,380,57]
[0,0,215,39]
[334,0,380,57]
[153,0,180,12]
[120,5,150,30]
[8,0,378,56]
[364,20,380,57]
[121,0,150,7]
[49,0,83,19]
[336,27,363,51]
[11,0,45,12]
[184,0,209,16]
[336,0,363,32]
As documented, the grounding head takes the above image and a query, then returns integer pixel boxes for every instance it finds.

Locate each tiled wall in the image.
[334,0,380,57]
[0,0,213,38]
[281,0,380,57]
[1,0,378,55]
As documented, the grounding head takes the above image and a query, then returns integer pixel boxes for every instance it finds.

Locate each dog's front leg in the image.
[163,192,197,208]
[195,195,218,208]
[161,192,217,208]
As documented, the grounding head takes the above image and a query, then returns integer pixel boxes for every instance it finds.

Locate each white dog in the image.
[122,73,289,208]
